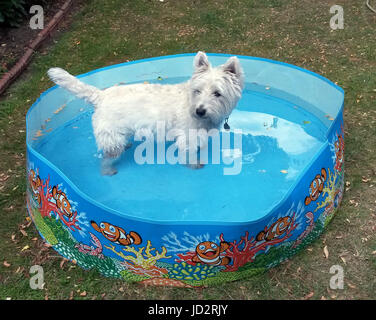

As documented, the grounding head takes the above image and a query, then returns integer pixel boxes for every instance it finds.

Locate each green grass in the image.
[0,0,375,300]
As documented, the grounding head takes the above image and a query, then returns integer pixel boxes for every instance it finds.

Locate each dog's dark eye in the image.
[214,91,221,97]
[194,89,201,95]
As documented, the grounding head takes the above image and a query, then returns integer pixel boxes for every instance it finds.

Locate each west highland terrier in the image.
[47,52,244,175]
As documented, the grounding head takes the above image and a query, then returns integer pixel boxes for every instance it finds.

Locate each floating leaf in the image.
[303,120,311,125]
[34,130,44,138]
[280,170,288,174]
[54,104,66,114]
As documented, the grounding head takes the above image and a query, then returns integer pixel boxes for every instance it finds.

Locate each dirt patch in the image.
[0,0,81,78]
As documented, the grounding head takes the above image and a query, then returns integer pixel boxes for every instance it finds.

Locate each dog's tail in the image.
[47,67,101,105]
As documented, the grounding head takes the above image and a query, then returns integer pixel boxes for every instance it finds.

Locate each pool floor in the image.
[36,85,328,222]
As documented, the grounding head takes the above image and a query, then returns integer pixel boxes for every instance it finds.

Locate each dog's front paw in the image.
[186,163,205,170]
[101,167,118,176]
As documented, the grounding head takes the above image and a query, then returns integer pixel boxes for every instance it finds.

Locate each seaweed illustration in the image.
[167,261,223,281]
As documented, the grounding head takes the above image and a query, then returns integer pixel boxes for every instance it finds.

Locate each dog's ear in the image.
[194,51,210,70]
[222,56,243,78]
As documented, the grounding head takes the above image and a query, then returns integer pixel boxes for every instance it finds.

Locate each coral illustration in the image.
[162,231,213,253]
[28,170,81,231]
[330,124,345,173]
[75,232,104,259]
[321,180,344,226]
[314,168,338,213]
[105,240,171,278]
[219,212,298,272]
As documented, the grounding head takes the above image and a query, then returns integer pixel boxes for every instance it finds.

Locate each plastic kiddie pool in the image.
[26,53,345,287]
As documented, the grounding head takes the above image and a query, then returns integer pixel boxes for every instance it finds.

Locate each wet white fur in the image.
[47,52,244,175]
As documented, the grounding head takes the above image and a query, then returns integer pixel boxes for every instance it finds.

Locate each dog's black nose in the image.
[196,105,206,117]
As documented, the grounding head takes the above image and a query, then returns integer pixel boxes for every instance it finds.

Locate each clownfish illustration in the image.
[28,169,41,204]
[304,168,327,206]
[334,134,344,172]
[192,241,231,266]
[256,216,292,242]
[52,186,75,218]
[90,220,142,246]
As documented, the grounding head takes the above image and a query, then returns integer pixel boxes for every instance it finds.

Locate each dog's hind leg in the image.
[101,151,121,176]
[95,128,131,176]
[101,139,132,175]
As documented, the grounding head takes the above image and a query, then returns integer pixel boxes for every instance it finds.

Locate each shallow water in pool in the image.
[35,82,328,223]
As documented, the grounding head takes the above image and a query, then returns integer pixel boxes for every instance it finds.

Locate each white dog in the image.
[47,52,244,175]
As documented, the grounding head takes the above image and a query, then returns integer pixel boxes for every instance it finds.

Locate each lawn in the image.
[0,0,375,300]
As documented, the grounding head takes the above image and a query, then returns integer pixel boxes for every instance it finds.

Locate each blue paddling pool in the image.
[26,53,345,287]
